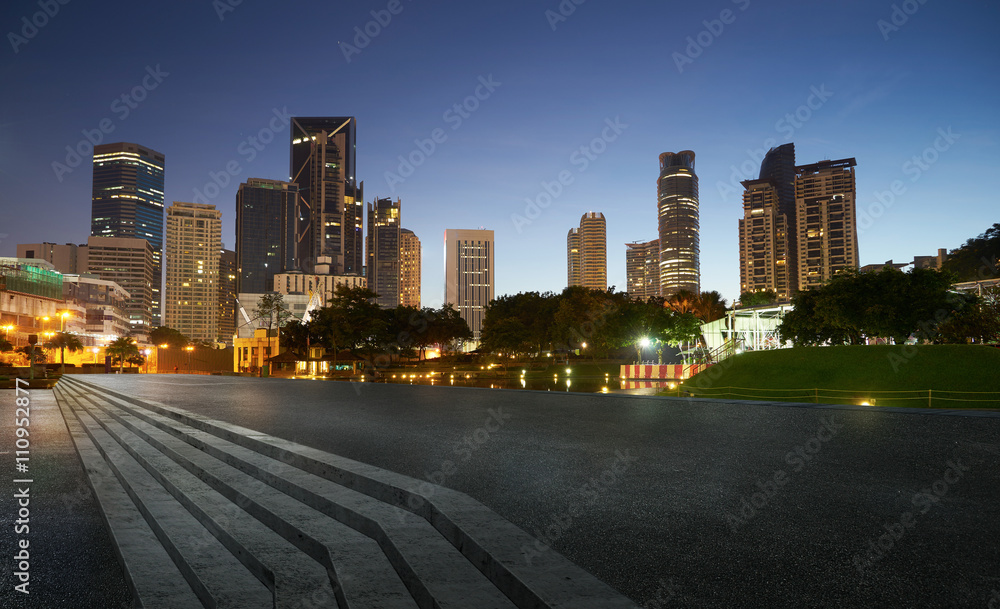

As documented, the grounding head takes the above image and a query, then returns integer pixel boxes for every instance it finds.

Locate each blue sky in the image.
[1,0,997,307]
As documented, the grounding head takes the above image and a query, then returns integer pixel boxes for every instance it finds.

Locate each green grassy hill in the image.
[679,345,1000,408]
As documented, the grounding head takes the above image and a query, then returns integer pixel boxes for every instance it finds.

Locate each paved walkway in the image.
[6,375,1000,607]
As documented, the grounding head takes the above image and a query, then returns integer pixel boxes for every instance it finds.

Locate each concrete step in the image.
[66,381,422,609]
[56,385,272,609]
[54,384,204,609]
[57,382,338,609]
[58,375,641,609]
[70,379,512,609]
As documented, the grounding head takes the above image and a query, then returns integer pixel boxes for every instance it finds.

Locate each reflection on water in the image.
[363,374,684,395]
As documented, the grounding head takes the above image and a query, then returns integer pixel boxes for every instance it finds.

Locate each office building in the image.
[794,158,859,290]
[566,212,607,290]
[657,151,700,296]
[444,229,494,345]
[164,202,222,342]
[90,142,165,325]
[399,228,421,308]
[367,197,401,308]
[85,236,156,333]
[626,238,660,301]
[218,249,237,345]
[290,117,364,275]
[235,178,299,294]
[16,242,85,274]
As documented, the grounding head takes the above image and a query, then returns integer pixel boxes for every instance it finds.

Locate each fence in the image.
[678,386,1000,408]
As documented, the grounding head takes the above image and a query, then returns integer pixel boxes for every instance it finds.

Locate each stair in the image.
[55,375,639,609]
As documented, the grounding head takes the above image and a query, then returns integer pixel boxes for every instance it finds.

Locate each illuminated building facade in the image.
[657,151,700,297]
[90,142,165,325]
[625,238,660,301]
[794,158,859,290]
[567,212,607,290]
[366,197,401,308]
[164,202,222,342]
[444,229,493,345]
[400,228,421,308]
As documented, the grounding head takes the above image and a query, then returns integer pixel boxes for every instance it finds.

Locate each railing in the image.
[682,386,1000,408]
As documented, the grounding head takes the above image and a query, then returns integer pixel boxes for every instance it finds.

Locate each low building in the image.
[233,328,281,374]
[62,273,131,345]
[0,258,63,346]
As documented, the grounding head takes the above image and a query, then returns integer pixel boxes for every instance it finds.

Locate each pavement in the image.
[3,374,1000,607]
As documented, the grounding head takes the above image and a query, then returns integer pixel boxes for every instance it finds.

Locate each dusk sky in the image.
[2,0,997,307]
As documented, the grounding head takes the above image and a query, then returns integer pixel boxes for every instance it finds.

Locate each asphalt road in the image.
[59,374,1000,609]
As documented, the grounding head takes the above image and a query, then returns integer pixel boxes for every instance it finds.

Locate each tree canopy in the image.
[480,287,705,358]
[941,222,1000,282]
[778,267,972,346]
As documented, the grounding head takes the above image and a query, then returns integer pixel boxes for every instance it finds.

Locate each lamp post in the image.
[143,349,151,374]
[59,311,70,332]
[185,345,194,373]
[639,337,650,363]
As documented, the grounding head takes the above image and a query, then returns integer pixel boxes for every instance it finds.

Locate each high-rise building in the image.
[290,117,364,275]
[235,178,298,294]
[164,202,222,342]
[273,264,366,304]
[738,179,795,301]
[567,228,581,287]
[794,158,859,290]
[16,242,85,274]
[218,249,237,345]
[62,274,131,343]
[400,228,421,308]
[567,212,607,290]
[657,151,700,297]
[444,229,494,345]
[626,238,660,301]
[91,142,165,326]
[85,236,156,332]
[366,197,401,308]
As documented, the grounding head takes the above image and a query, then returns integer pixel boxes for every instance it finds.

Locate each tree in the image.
[427,304,472,354]
[935,286,1000,344]
[778,268,957,346]
[253,293,293,375]
[694,291,728,323]
[44,332,84,373]
[738,290,777,309]
[941,222,1000,282]
[327,285,389,362]
[106,336,138,373]
[149,326,189,349]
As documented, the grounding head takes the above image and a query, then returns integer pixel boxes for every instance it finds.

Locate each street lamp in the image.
[185,345,194,373]
[59,311,70,332]
[639,337,651,363]
[143,349,151,374]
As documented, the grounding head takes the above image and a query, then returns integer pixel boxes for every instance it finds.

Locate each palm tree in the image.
[44,332,84,374]
[106,336,138,373]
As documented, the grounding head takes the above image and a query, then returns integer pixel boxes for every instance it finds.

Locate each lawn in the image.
[677,345,1000,409]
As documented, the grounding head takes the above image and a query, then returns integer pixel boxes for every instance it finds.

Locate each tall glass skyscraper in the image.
[367,197,401,308]
[290,117,364,275]
[235,178,299,294]
[91,142,165,326]
[657,151,700,297]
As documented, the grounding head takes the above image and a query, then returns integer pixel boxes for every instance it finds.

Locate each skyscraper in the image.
[164,202,222,342]
[567,228,581,287]
[235,178,298,294]
[400,228,421,308]
[738,179,795,301]
[218,249,237,345]
[657,151,700,297]
[366,197,401,309]
[794,158,859,290]
[290,117,364,275]
[626,238,660,301]
[567,212,607,290]
[91,142,165,325]
[85,236,156,332]
[444,229,494,345]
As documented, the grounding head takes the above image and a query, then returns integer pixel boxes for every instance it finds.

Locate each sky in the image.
[1,0,998,308]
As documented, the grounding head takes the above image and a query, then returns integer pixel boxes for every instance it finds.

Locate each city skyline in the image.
[2,1,998,308]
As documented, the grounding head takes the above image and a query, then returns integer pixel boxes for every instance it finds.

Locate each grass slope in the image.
[681,345,1000,408]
